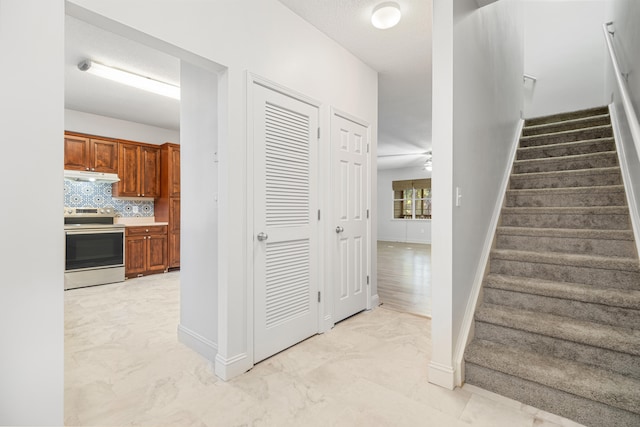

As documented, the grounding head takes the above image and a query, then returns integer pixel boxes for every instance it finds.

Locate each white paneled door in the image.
[333,112,369,323]
[252,82,319,363]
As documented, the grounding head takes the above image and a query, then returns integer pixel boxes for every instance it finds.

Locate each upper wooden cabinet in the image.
[160,143,180,198]
[64,133,118,174]
[112,142,161,198]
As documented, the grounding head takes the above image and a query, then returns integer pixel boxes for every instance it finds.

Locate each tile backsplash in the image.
[64,180,154,217]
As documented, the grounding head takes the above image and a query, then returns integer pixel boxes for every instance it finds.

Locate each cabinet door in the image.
[169,198,180,233]
[140,146,161,198]
[168,231,180,269]
[90,139,118,173]
[64,135,90,171]
[125,235,147,277]
[169,147,180,197]
[115,143,140,197]
[147,234,167,273]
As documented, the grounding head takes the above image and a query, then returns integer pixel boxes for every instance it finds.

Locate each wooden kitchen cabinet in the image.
[64,133,118,174]
[156,143,181,269]
[125,225,167,278]
[113,142,161,198]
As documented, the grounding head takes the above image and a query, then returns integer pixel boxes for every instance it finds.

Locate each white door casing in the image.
[252,81,319,363]
[332,111,369,323]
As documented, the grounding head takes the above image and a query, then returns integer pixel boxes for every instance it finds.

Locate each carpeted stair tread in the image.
[500,205,630,230]
[491,248,640,272]
[519,126,613,148]
[525,106,610,126]
[495,226,637,257]
[485,273,640,309]
[510,167,622,189]
[475,304,640,356]
[522,113,611,136]
[474,322,640,379]
[513,151,619,174]
[465,339,640,415]
[505,185,626,208]
[517,137,615,159]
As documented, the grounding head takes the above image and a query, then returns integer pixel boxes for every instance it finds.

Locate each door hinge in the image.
[366,209,369,219]
[317,127,321,139]
[318,209,321,220]
[367,143,369,153]
[367,275,370,285]
[318,291,321,303]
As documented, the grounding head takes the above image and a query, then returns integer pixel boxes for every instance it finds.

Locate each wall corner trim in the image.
[428,361,456,390]
[177,324,218,360]
[214,352,251,381]
[452,118,524,387]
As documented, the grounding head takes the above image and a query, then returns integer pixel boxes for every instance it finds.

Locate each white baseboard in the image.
[452,119,524,387]
[214,352,250,381]
[609,103,640,257]
[369,293,380,310]
[428,361,456,390]
[377,237,431,245]
[177,324,218,360]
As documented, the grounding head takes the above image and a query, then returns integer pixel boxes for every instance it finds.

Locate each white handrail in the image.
[603,22,640,161]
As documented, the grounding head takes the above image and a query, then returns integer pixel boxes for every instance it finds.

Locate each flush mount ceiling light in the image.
[78,59,180,100]
[371,2,402,30]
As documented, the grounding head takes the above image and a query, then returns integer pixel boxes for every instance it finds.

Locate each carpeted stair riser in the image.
[475,304,640,356]
[513,151,618,174]
[525,106,610,127]
[464,363,640,427]
[466,339,640,414]
[522,114,611,136]
[500,207,630,230]
[490,258,640,289]
[520,126,613,149]
[482,287,640,329]
[485,274,640,309]
[474,322,640,379]
[509,167,622,189]
[495,227,636,258]
[505,185,626,208]
[517,138,615,159]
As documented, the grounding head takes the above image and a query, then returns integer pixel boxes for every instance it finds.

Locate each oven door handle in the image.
[65,229,124,235]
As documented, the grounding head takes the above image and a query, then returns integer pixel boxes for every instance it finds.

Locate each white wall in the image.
[69,0,378,380]
[377,167,432,244]
[0,0,64,425]
[524,0,609,118]
[429,0,524,389]
[177,62,220,360]
[606,0,640,249]
[65,109,180,144]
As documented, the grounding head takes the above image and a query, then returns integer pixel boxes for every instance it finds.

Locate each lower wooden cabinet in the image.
[125,225,167,278]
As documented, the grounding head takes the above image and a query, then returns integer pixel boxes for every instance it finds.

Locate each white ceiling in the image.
[65,1,432,170]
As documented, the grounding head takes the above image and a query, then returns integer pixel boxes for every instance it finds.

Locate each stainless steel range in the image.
[64,207,125,290]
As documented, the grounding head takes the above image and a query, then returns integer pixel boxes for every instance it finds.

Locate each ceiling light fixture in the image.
[78,59,180,100]
[423,151,432,171]
[371,2,402,30]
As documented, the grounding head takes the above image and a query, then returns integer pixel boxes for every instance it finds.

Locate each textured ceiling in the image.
[277,0,433,170]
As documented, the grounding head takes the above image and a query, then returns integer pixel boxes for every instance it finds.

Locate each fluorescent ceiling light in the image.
[371,2,401,30]
[78,60,180,100]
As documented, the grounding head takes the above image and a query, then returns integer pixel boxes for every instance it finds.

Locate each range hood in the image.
[64,169,120,183]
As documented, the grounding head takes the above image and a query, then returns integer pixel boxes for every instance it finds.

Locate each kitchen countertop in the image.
[115,217,168,227]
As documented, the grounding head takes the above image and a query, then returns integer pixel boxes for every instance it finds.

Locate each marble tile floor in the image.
[65,272,584,427]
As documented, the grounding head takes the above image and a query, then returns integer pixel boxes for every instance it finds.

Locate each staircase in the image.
[464,106,640,427]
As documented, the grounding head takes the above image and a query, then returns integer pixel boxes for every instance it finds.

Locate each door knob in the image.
[257,232,268,241]
[335,226,344,233]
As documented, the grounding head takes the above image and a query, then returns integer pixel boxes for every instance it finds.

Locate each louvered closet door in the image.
[333,112,369,323]
[253,83,319,363]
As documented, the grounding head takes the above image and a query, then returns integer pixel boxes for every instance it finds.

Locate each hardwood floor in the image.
[377,240,431,317]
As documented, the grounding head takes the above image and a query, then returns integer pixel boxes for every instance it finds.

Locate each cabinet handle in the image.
[145,229,149,232]
[91,168,95,171]
[137,194,141,197]
[85,167,89,171]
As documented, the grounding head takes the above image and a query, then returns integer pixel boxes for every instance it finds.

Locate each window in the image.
[392,179,431,219]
